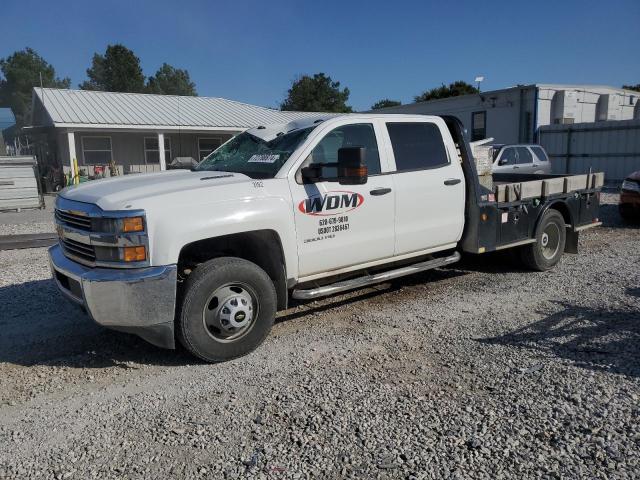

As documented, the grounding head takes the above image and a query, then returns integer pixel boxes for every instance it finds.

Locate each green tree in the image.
[0,47,70,127]
[281,73,352,112]
[370,99,402,110]
[80,44,145,92]
[414,80,479,103]
[623,84,640,92]
[146,63,197,96]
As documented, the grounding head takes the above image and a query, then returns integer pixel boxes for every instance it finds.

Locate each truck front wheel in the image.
[520,209,566,271]
[177,257,277,362]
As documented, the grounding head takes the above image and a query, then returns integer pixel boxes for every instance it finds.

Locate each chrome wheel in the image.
[541,222,561,260]
[202,283,258,343]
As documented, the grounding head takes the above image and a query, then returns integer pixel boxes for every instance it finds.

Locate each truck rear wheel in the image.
[520,209,566,271]
[177,257,277,362]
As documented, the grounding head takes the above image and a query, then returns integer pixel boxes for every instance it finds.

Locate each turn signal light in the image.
[123,246,146,262]
[343,167,367,176]
[122,216,144,232]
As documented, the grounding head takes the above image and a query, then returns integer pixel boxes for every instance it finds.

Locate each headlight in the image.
[122,216,145,232]
[92,216,145,233]
[622,180,640,192]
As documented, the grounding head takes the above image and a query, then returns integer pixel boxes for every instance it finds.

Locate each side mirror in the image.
[337,147,367,185]
[300,165,321,183]
[498,158,507,166]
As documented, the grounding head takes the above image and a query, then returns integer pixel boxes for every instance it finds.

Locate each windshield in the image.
[196,127,315,179]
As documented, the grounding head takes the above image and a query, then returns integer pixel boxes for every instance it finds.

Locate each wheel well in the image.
[178,230,288,310]
[548,201,572,227]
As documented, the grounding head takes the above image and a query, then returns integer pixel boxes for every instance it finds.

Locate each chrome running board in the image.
[292,251,461,300]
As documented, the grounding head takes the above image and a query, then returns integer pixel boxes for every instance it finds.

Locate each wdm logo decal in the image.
[298,191,364,216]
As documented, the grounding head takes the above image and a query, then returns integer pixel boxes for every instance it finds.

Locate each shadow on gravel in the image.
[282,267,469,322]
[3,268,470,369]
[626,287,640,298]
[599,203,639,229]
[479,300,640,378]
[0,279,194,368]
[454,250,530,274]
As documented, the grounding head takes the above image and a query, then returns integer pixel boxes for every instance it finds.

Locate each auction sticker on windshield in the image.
[247,154,280,163]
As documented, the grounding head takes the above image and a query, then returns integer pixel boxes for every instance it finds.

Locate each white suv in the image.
[491,144,551,174]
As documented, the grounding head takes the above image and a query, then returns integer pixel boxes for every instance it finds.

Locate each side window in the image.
[499,147,517,165]
[310,123,381,175]
[516,147,533,164]
[530,146,549,162]
[386,122,449,172]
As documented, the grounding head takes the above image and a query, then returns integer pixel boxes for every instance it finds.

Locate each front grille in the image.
[61,237,96,263]
[55,209,92,231]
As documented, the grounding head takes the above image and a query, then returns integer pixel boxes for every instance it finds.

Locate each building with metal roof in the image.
[27,88,323,182]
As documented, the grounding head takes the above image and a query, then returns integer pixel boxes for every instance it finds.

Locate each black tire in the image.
[619,204,640,224]
[520,209,566,271]
[177,257,277,362]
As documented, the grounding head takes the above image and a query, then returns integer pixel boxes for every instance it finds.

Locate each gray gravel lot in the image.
[0,195,55,236]
[0,194,638,479]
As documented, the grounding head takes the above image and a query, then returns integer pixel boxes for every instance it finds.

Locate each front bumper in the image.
[48,244,177,349]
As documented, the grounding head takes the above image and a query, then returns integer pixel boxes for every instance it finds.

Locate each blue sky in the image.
[2,0,639,111]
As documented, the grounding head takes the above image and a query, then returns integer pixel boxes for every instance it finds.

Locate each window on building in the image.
[471,111,487,141]
[386,122,449,172]
[144,137,171,164]
[82,136,112,164]
[199,138,222,161]
[310,123,381,175]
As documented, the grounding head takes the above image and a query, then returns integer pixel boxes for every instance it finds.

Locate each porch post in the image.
[158,132,167,171]
[67,131,78,185]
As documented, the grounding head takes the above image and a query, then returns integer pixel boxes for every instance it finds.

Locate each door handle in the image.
[443,178,461,186]
[513,166,519,169]
[370,187,392,196]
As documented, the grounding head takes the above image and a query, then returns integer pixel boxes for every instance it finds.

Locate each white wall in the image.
[374,86,537,144]
[537,86,639,127]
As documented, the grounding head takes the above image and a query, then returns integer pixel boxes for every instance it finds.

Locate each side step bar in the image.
[292,251,461,300]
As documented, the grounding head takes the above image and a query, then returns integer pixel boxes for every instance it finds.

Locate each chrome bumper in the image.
[48,244,177,349]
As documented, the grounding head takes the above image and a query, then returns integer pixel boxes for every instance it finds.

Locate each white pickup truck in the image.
[49,114,603,362]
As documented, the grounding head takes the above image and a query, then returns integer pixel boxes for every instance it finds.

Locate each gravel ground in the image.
[0,193,638,479]
[0,195,55,236]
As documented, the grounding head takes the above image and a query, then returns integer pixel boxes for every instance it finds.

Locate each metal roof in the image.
[0,108,15,131]
[32,88,324,131]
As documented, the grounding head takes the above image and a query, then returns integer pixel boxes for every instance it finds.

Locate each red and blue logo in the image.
[298,191,364,216]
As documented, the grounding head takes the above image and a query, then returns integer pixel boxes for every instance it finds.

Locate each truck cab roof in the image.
[246,113,446,142]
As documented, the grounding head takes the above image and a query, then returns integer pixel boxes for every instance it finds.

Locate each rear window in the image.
[531,146,549,162]
[386,122,449,172]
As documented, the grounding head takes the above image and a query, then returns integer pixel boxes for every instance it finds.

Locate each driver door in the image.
[290,121,395,278]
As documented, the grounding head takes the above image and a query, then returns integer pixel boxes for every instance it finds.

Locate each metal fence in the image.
[538,119,640,183]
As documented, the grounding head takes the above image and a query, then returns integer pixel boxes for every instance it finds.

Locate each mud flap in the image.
[565,230,579,254]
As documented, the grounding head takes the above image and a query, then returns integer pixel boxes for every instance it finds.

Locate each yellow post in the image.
[73,157,80,185]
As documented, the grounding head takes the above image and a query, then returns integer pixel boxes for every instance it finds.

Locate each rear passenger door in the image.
[515,146,535,173]
[383,120,465,256]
